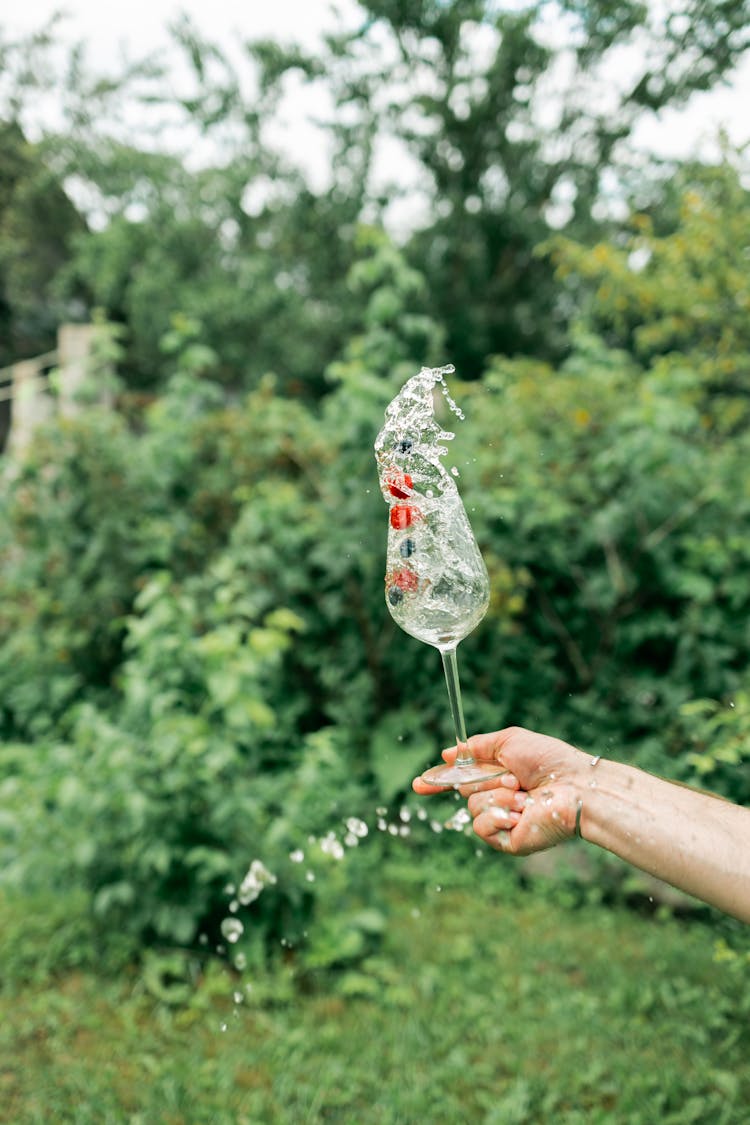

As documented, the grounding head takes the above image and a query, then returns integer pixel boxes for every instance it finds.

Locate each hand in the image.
[412,726,591,856]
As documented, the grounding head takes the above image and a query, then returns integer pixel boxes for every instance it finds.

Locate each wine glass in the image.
[381,449,505,789]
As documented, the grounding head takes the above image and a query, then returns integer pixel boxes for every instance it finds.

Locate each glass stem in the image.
[440,645,473,767]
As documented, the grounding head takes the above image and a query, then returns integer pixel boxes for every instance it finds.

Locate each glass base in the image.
[420,760,506,789]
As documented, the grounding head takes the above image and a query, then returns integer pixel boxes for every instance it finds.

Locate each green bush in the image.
[3,180,750,968]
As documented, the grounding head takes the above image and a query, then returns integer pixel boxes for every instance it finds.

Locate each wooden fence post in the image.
[6,359,55,456]
[2,323,106,455]
[57,323,98,416]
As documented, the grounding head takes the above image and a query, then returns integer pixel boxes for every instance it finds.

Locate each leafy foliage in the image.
[1,6,750,972]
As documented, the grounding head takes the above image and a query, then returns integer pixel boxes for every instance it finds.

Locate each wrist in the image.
[569,749,605,841]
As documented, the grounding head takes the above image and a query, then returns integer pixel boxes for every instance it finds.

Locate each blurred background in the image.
[2,2,750,1121]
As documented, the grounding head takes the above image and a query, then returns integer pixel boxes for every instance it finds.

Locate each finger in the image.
[483,828,516,852]
[457,770,520,799]
[412,774,441,795]
[411,748,456,793]
[467,788,528,818]
[462,729,519,764]
[473,807,522,841]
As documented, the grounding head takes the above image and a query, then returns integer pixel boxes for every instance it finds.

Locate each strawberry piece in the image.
[390,504,420,529]
[392,567,419,592]
[386,469,413,499]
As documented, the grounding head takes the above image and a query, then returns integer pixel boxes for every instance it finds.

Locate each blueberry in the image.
[388,586,404,606]
[395,438,413,454]
[399,538,416,558]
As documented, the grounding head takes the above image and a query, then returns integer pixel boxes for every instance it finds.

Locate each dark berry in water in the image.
[388,586,404,606]
[400,538,416,558]
[395,438,413,454]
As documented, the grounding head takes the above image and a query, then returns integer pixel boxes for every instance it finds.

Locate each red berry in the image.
[392,567,419,592]
[390,504,420,529]
[386,470,413,499]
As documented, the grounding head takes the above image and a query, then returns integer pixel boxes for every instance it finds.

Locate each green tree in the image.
[550,156,750,415]
[251,0,750,373]
[5,3,749,389]
[0,120,85,365]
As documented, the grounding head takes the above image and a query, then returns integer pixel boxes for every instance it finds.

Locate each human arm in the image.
[412,726,750,924]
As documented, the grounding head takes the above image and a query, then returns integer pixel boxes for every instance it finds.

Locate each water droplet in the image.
[450,466,460,477]
[345,816,368,838]
[320,831,345,859]
[220,918,244,944]
[445,807,471,830]
[229,900,239,913]
[305,871,315,882]
[234,953,247,970]
[416,808,427,821]
[430,820,443,834]
[220,1022,228,1032]
[399,824,410,837]
[237,860,277,906]
[399,807,411,823]
[589,780,597,789]
[435,884,442,893]
[344,833,358,847]
[377,817,387,831]
[223,884,236,895]
[590,755,601,767]
[388,824,398,836]
[289,848,305,863]
[233,990,244,1004]
[375,806,387,817]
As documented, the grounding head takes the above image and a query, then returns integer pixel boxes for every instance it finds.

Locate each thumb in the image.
[462,730,513,764]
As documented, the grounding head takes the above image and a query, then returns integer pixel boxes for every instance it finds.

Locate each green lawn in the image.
[2,864,749,1124]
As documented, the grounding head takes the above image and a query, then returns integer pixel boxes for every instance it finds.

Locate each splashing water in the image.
[213,803,479,1033]
[374,364,489,649]
[238,859,277,905]
[373,365,464,507]
[320,831,345,860]
[221,917,245,943]
[444,807,472,832]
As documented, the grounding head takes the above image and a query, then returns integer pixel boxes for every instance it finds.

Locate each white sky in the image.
[2,0,361,57]
[3,0,750,230]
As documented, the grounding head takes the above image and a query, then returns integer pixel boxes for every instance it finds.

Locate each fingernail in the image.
[499,772,519,789]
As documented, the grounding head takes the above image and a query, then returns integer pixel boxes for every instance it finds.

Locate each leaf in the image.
[370,709,434,803]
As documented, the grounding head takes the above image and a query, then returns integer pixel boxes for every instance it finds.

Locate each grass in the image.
[1,860,749,1124]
